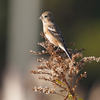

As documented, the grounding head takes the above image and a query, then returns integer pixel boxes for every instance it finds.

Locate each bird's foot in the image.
[55,47,59,53]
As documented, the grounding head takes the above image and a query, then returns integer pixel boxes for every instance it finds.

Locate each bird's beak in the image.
[39,16,43,20]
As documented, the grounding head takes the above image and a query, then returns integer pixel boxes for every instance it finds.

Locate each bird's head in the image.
[39,11,54,24]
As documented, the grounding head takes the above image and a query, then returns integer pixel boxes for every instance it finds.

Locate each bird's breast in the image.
[44,31,60,47]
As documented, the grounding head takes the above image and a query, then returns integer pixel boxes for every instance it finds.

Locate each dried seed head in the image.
[30,32,100,100]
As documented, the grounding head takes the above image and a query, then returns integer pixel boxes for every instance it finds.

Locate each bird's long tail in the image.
[59,45,71,59]
[59,45,74,67]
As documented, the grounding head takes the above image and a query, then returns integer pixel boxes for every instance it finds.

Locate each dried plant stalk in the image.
[30,32,100,100]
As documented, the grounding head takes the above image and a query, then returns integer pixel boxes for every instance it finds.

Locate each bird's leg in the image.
[55,47,59,53]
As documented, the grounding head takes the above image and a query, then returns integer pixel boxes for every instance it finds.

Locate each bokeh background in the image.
[0,0,100,100]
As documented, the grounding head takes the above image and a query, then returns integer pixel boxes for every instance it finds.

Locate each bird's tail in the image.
[64,49,72,60]
[59,45,71,60]
[59,45,74,67]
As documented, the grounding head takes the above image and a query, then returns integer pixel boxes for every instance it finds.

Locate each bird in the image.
[39,11,72,60]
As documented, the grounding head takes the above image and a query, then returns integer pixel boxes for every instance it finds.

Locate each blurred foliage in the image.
[0,0,8,86]
[41,0,100,88]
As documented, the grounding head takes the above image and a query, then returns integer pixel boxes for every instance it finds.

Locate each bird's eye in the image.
[44,15,48,18]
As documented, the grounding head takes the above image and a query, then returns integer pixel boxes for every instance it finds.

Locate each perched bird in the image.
[39,11,72,60]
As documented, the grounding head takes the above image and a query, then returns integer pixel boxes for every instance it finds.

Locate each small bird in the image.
[39,11,72,60]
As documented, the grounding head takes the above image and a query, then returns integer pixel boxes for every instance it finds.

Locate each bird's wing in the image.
[48,23,71,59]
[48,23,66,45]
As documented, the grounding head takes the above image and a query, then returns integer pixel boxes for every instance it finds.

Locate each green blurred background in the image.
[0,0,8,88]
[0,0,100,100]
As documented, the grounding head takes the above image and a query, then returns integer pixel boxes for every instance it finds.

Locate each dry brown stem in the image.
[30,32,100,100]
